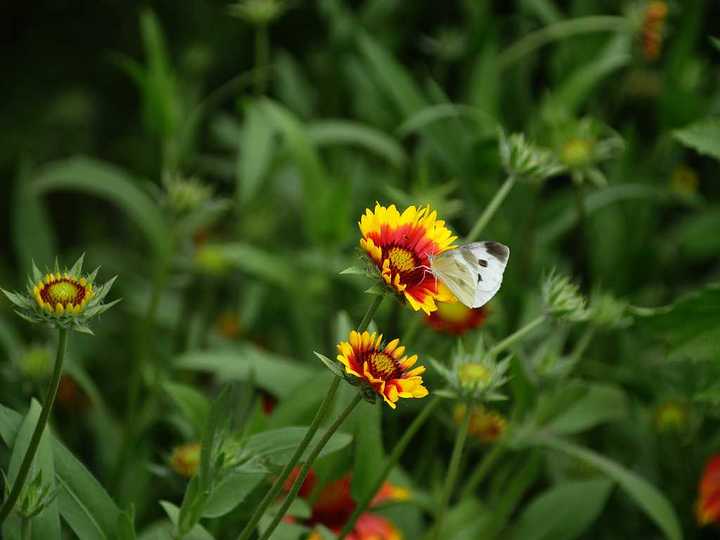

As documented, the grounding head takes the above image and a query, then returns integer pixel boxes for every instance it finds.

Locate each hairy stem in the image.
[487,314,546,358]
[259,394,363,540]
[338,396,441,539]
[0,329,67,524]
[431,409,472,540]
[466,176,516,243]
[238,296,383,540]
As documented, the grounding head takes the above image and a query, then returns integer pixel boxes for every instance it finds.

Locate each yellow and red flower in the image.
[345,514,402,540]
[337,331,428,409]
[359,203,457,314]
[425,302,488,335]
[697,455,720,526]
[33,273,94,316]
[2,255,118,333]
[454,404,507,443]
[169,442,201,478]
[304,473,407,539]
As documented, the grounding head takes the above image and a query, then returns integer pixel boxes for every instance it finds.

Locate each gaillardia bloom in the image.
[454,404,507,443]
[1,255,118,333]
[337,331,428,409]
[359,203,457,314]
[425,302,488,335]
[697,455,720,526]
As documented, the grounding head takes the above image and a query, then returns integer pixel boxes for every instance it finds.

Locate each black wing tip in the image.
[484,241,509,263]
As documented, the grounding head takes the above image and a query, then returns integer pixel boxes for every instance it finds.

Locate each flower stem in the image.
[459,443,505,499]
[466,176,516,242]
[359,295,384,332]
[0,328,68,525]
[338,396,441,539]
[259,393,363,540]
[498,16,631,70]
[487,314,546,358]
[238,295,382,540]
[431,408,471,540]
[237,376,341,540]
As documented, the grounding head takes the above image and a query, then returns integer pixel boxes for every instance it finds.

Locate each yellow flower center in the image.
[48,281,79,304]
[436,301,472,323]
[387,247,416,273]
[369,352,399,379]
[459,363,491,386]
[34,274,93,316]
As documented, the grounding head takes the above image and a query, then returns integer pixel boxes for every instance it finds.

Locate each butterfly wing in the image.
[429,250,477,307]
[459,241,510,308]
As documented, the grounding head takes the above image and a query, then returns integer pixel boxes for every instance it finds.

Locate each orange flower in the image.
[454,404,507,443]
[425,302,488,335]
[346,513,402,540]
[698,455,720,525]
[359,203,457,314]
[641,1,668,61]
[337,331,428,409]
[305,474,407,539]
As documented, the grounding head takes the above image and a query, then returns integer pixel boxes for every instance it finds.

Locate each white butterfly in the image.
[428,241,510,309]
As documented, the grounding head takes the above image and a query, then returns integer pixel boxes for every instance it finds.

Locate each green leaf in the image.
[545,384,628,436]
[30,157,170,256]
[308,120,406,168]
[397,103,495,139]
[162,381,211,437]
[243,427,352,466]
[175,344,314,398]
[3,400,60,540]
[544,36,630,116]
[525,433,682,540]
[260,99,350,245]
[0,403,123,540]
[211,242,294,288]
[159,502,214,540]
[637,283,720,359]
[313,352,344,378]
[351,401,384,502]
[202,465,266,518]
[674,118,720,161]
[512,479,613,540]
[54,435,122,539]
[356,32,426,117]
[238,102,276,204]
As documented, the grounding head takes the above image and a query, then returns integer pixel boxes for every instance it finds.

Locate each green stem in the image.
[431,408,472,540]
[460,443,505,499]
[254,24,269,95]
[236,376,341,540]
[466,176,516,242]
[259,394,363,540]
[498,16,631,70]
[338,396,441,539]
[359,295,384,332]
[487,314,546,358]
[0,329,67,525]
[238,296,383,540]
